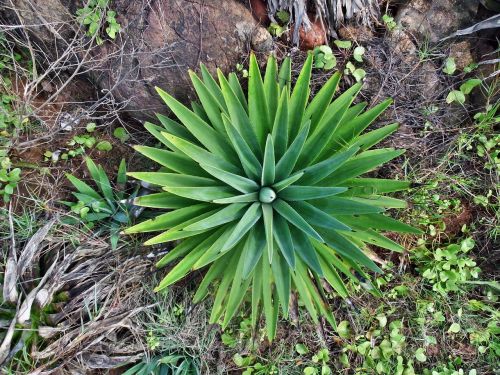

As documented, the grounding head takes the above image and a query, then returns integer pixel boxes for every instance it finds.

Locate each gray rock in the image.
[1,0,273,122]
[395,0,479,42]
[94,0,273,121]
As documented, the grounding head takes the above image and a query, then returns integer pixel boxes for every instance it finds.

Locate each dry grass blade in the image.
[3,203,19,303]
[17,252,59,324]
[2,257,18,303]
[17,217,57,276]
[0,305,19,365]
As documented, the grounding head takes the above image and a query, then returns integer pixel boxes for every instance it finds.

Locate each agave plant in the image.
[64,157,135,249]
[126,53,420,340]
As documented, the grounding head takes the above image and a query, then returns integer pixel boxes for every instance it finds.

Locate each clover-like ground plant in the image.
[125,53,420,340]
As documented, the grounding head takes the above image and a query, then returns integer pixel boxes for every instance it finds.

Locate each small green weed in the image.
[76,0,121,44]
[446,78,482,105]
[268,23,286,37]
[312,45,336,70]
[0,151,20,202]
[45,124,115,162]
[113,126,130,143]
[303,348,333,374]
[0,37,30,203]
[339,319,416,374]
[344,61,366,81]
[382,14,397,31]
[413,238,480,294]
[233,353,278,375]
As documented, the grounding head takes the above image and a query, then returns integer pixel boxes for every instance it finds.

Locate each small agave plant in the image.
[126,53,420,340]
[64,157,134,249]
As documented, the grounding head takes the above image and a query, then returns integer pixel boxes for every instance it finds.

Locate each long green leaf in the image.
[341,178,411,195]
[223,249,253,327]
[162,186,236,202]
[156,87,238,163]
[291,263,318,323]
[304,72,341,132]
[156,235,206,268]
[275,121,310,180]
[192,225,234,268]
[311,197,384,215]
[317,229,382,273]
[222,114,262,179]
[134,146,207,176]
[337,102,367,128]
[84,157,103,193]
[264,55,279,122]
[350,123,399,151]
[273,214,295,269]
[66,174,101,200]
[252,260,263,328]
[299,146,359,185]
[321,149,405,185]
[96,164,114,204]
[191,100,210,123]
[290,226,323,276]
[193,254,231,303]
[156,114,198,143]
[127,172,216,187]
[271,87,289,159]
[221,202,262,252]
[218,70,261,156]
[348,195,406,209]
[183,203,247,231]
[242,223,266,279]
[288,53,312,139]
[228,72,248,111]
[314,241,359,282]
[213,192,259,204]
[272,172,304,192]
[273,199,323,242]
[341,228,404,252]
[144,211,219,245]
[262,203,273,263]
[298,83,362,167]
[201,164,259,194]
[209,260,236,323]
[293,200,351,231]
[329,98,393,149]
[261,135,275,186]
[124,204,211,234]
[189,71,226,134]
[249,53,270,147]
[154,229,222,291]
[340,213,421,234]
[279,186,346,201]
[133,192,194,209]
[317,253,348,298]
[262,258,277,341]
[162,132,240,174]
[200,63,227,111]
[299,263,336,328]
[116,158,127,189]
[144,122,179,152]
[278,56,291,92]
[271,250,290,317]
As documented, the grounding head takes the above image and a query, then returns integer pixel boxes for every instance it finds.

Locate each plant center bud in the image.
[259,187,276,203]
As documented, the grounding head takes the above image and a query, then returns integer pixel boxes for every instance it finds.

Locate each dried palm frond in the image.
[267,0,381,44]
